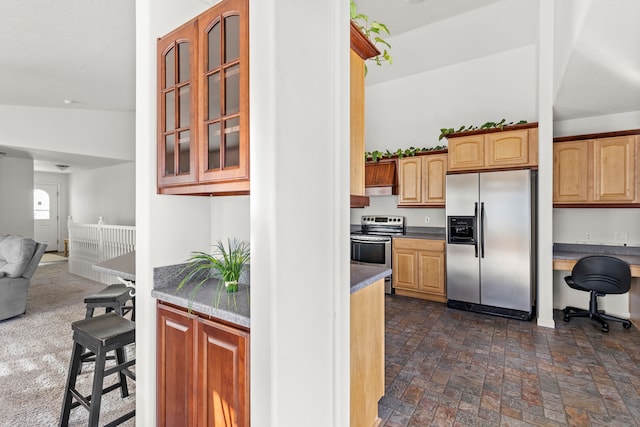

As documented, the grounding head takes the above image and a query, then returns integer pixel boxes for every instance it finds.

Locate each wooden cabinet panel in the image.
[398,157,422,204]
[423,154,447,204]
[157,302,250,427]
[157,304,197,427]
[350,279,385,427]
[486,129,529,167]
[553,134,638,205]
[393,249,418,290]
[350,50,366,197]
[393,238,446,302]
[554,141,589,202]
[157,0,250,196]
[197,317,250,427]
[448,135,485,170]
[593,136,636,202]
[418,251,446,297]
[398,154,447,206]
[447,126,538,172]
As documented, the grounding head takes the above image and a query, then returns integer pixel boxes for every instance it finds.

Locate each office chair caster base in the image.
[623,322,632,329]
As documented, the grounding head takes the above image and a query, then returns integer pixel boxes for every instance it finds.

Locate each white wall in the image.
[351,196,445,228]
[68,162,136,225]
[34,171,70,242]
[0,105,134,161]
[0,156,34,237]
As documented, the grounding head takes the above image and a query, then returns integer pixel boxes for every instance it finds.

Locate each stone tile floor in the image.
[380,295,640,426]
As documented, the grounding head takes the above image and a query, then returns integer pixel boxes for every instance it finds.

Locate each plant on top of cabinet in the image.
[439,119,528,141]
[365,145,447,162]
[157,0,249,196]
[350,0,391,69]
[178,238,250,309]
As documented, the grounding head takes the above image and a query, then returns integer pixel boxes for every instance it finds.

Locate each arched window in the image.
[34,189,50,220]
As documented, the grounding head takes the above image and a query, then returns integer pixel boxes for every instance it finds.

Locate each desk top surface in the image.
[92,251,135,281]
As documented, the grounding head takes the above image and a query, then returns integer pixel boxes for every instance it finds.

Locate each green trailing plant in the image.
[365,145,447,162]
[177,238,250,310]
[438,119,529,141]
[350,0,392,68]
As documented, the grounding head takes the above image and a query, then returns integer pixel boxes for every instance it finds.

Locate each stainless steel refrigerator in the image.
[446,169,536,320]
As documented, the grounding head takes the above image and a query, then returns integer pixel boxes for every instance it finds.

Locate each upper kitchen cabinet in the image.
[554,130,640,206]
[398,153,447,207]
[447,124,538,172]
[157,0,250,196]
[350,21,379,208]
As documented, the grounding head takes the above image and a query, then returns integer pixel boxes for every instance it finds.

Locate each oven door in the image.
[350,235,392,293]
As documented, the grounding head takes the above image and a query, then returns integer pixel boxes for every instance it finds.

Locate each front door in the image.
[34,183,59,251]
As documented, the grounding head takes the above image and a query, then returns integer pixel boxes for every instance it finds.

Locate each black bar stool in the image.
[84,283,135,321]
[59,312,136,427]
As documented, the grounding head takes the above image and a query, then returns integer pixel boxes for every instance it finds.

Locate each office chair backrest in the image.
[571,255,631,295]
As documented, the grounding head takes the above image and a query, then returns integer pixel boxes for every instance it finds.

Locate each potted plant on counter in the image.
[177,238,250,309]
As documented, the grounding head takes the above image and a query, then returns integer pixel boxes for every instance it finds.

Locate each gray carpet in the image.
[0,262,135,426]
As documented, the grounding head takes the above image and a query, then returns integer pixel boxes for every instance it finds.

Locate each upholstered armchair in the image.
[0,235,47,321]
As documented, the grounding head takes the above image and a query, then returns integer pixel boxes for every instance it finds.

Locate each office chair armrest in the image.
[564,276,574,286]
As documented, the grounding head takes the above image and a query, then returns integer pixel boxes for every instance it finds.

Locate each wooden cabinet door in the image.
[417,251,446,301]
[157,303,197,427]
[157,20,199,189]
[197,0,250,190]
[197,317,250,427]
[393,247,418,290]
[554,141,589,202]
[422,154,447,204]
[398,157,422,205]
[486,129,530,167]
[447,135,485,171]
[593,136,637,202]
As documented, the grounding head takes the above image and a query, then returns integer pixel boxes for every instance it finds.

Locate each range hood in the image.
[365,159,397,196]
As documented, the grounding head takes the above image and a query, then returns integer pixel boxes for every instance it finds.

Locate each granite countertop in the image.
[152,262,392,329]
[397,226,446,241]
[553,243,640,266]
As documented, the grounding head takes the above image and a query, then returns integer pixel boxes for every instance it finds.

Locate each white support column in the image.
[537,0,556,328]
[250,0,351,426]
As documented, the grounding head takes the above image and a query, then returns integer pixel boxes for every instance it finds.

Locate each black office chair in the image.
[562,255,632,332]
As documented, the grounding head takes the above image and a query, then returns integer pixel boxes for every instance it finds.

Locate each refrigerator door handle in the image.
[480,202,485,258]
[474,202,479,258]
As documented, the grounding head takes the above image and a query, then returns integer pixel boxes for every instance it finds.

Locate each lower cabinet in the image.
[392,238,446,302]
[157,302,250,427]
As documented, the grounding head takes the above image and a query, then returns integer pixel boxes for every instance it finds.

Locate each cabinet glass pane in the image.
[178,85,190,128]
[178,130,191,174]
[164,134,175,175]
[208,21,221,70]
[224,117,240,168]
[164,47,175,88]
[224,65,240,115]
[208,123,221,170]
[177,42,190,84]
[224,15,239,62]
[208,72,221,120]
[165,90,175,131]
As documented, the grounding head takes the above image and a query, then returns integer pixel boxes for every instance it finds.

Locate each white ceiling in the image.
[0,0,638,172]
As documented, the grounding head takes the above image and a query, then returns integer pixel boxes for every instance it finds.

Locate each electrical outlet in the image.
[585,232,592,241]
[424,216,430,224]
[615,232,628,243]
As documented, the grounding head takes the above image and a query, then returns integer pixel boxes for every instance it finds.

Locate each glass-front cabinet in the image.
[157,0,249,196]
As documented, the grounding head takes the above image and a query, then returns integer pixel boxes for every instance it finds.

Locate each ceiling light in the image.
[63,99,76,105]
[55,164,70,171]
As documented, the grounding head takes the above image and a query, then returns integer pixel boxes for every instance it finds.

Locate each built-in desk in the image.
[553,244,640,326]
